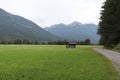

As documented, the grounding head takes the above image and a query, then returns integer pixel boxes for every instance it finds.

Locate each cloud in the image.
[0,0,105,27]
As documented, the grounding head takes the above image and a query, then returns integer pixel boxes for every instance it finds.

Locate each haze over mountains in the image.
[0,8,100,44]
[45,22,100,44]
[0,8,62,42]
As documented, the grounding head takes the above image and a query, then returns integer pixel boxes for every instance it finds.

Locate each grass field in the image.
[0,45,119,80]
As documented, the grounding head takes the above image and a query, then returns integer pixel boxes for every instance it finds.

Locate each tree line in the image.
[98,0,120,48]
[0,39,41,44]
[0,38,91,45]
[48,38,91,45]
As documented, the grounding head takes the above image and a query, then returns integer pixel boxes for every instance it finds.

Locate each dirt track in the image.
[93,48,120,73]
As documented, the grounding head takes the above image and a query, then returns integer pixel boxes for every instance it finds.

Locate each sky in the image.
[0,0,105,27]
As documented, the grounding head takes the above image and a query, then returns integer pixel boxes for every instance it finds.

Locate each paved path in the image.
[93,48,120,73]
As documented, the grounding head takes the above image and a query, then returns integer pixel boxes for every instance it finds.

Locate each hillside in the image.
[45,22,100,44]
[0,8,62,42]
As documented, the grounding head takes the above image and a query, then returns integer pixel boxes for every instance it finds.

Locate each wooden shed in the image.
[66,41,76,48]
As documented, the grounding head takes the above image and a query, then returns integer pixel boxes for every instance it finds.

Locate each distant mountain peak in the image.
[51,23,65,28]
[45,22,100,44]
[68,21,82,26]
[55,23,65,26]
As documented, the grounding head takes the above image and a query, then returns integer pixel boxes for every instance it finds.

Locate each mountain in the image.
[0,8,62,42]
[45,22,100,44]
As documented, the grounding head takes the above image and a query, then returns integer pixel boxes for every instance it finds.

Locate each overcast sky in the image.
[0,0,105,27]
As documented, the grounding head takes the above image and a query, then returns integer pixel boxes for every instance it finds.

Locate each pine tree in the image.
[98,0,120,48]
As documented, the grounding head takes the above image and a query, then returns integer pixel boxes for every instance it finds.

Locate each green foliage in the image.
[114,43,120,52]
[13,39,23,44]
[0,45,119,80]
[0,39,40,45]
[115,43,120,49]
[76,38,91,45]
[0,39,91,45]
[0,39,8,44]
[84,38,91,45]
[98,0,120,48]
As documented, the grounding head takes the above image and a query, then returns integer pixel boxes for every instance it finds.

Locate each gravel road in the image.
[93,48,120,73]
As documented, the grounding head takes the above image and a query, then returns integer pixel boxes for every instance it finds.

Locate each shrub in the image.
[114,43,120,52]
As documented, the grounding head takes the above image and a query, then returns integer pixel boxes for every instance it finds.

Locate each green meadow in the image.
[0,45,119,80]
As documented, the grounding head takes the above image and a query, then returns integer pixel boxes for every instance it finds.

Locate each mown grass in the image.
[0,45,119,80]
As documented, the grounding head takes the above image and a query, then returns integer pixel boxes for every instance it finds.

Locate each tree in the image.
[1,39,8,44]
[34,40,39,44]
[98,0,120,48]
[23,39,30,44]
[13,39,22,44]
[84,38,91,45]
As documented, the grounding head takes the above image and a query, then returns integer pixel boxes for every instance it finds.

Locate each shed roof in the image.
[67,41,76,44]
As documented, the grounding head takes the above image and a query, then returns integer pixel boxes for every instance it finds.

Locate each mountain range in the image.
[45,22,100,44]
[0,8,100,44]
[0,8,62,42]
